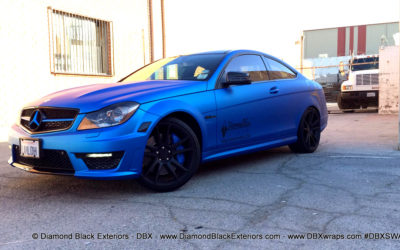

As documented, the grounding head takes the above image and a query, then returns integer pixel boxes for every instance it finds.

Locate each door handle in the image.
[269,86,279,94]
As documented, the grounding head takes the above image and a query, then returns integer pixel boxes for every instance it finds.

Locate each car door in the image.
[262,56,305,138]
[214,54,277,151]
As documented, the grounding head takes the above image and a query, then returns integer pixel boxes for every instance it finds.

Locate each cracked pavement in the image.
[1,112,400,249]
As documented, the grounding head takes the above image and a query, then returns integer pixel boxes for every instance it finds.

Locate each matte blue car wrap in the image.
[8,50,328,189]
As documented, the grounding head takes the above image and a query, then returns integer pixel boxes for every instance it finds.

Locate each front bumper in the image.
[340,90,379,102]
[8,108,159,180]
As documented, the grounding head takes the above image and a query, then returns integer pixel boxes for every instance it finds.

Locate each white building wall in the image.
[0,0,150,140]
[379,46,400,114]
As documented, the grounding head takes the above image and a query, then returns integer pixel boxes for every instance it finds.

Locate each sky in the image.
[163,0,399,66]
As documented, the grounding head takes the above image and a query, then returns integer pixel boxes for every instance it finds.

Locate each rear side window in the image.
[224,55,269,82]
[263,57,296,80]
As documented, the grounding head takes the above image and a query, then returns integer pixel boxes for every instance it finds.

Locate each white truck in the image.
[337,55,379,110]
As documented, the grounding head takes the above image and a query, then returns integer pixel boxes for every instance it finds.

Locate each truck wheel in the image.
[337,95,356,111]
[337,95,347,110]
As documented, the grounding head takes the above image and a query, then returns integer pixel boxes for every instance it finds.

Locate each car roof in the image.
[190,49,277,59]
[189,50,232,55]
[169,50,297,73]
[188,50,298,74]
[190,49,262,55]
[179,49,280,59]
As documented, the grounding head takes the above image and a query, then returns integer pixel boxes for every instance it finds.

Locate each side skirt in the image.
[202,136,297,162]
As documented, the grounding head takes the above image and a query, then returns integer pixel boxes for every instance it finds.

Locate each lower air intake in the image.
[13,145,74,174]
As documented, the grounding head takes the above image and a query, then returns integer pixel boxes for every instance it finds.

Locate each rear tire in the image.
[138,118,200,192]
[289,108,321,153]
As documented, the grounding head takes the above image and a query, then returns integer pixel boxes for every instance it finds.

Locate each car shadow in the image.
[0,145,293,198]
[197,146,292,175]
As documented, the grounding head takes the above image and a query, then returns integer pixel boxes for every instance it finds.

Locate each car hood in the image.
[26,80,208,113]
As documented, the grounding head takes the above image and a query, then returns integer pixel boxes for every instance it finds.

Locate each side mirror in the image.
[223,72,251,87]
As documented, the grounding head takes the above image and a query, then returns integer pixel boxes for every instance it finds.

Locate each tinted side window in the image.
[224,55,269,82]
[263,57,296,80]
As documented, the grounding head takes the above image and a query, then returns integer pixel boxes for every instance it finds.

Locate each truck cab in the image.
[338,55,379,110]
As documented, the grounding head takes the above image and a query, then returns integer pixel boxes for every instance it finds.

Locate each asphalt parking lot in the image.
[1,111,400,249]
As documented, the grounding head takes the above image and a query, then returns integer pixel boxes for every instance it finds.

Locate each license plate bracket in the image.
[19,138,41,159]
[367,92,376,97]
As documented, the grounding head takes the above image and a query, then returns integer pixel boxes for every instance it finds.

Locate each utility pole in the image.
[300,34,304,74]
[147,0,154,63]
[161,0,166,58]
[295,34,304,73]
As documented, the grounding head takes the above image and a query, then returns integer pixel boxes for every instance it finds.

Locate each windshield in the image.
[120,54,226,83]
[351,57,379,71]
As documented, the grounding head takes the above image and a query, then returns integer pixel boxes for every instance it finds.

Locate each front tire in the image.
[289,108,321,153]
[138,118,200,192]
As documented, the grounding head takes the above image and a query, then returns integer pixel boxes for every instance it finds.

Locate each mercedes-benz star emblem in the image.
[28,110,44,131]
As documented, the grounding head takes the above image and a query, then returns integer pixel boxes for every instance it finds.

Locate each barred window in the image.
[48,8,113,76]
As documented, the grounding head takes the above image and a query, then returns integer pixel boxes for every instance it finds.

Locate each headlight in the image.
[77,102,140,130]
[342,85,353,91]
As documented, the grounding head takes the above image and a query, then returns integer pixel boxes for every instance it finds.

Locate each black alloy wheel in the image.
[289,108,321,153]
[139,118,200,192]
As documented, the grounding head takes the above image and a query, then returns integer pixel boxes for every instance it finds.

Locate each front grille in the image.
[41,121,73,130]
[20,107,79,133]
[13,145,74,174]
[356,73,379,86]
[76,152,124,170]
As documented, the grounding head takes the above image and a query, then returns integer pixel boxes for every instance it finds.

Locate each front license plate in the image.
[20,138,40,158]
[367,92,375,97]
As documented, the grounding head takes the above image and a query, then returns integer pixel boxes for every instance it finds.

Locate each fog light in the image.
[86,153,113,158]
[75,151,124,170]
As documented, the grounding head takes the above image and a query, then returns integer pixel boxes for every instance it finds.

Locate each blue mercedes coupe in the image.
[8,50,328,191]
